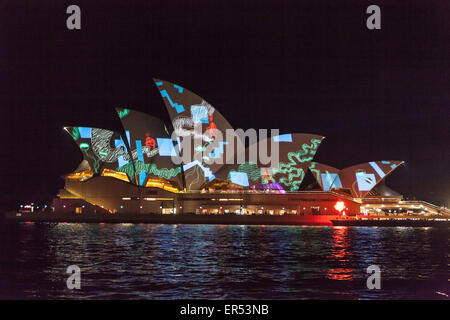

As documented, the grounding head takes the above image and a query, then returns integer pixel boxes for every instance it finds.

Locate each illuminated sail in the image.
[64,127,134,182]
[153,79,244,190]
[115,108,183,188]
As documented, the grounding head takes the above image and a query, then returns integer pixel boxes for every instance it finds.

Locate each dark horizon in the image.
[0,1,448,209]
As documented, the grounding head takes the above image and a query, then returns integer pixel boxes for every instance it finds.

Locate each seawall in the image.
[5,211,337,226]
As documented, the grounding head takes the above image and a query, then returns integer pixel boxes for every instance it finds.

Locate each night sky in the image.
[0,1,448,209]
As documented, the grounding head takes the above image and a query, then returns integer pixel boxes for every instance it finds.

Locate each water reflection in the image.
[0,223,448,299]
[329,227,352,260]
[326,227,354,281]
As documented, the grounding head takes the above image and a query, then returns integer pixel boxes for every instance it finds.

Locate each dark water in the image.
[0,222,448,299]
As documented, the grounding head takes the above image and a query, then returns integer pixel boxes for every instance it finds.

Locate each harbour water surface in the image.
[0,223,448,299]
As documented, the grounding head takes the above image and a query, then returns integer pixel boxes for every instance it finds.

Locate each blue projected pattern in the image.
[66,79,406,196]
[321,173,342,191]
[139,171,146,186]
[160,90,185,113]
[114,137,129,167]
[137,140,146,162]
[356,173,376,191]
[273,134,293,142]
[209,142,228,159]
[174,84,184,93]
[191,105,209,124]
[114,108,184,187]
[154,78,246,190]
[183,160,215,181]
[229,171,249,187]
[67,127,133,182]
[157,138,177,157]
[312,160,405,197]
[79,127,92,139]
[369,161,386,178]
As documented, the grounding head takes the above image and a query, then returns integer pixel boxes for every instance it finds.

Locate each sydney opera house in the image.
[51,79,449,221]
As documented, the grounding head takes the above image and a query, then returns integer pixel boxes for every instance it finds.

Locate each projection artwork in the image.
[65,79,404,197]
[66,127,134,182]
[275,138,323,191]
[355,172,377,191]
[217,134,324,191]
[115,108,183,187]
[153,79,244,190]
[308,161,404,197]
[321,173,342,190]
[309,162,341,191]
[337,161,404,198]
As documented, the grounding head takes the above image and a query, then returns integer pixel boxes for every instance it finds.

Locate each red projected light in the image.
[334,201,346,213]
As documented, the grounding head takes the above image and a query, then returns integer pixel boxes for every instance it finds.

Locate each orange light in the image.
[101,169,130,182]
[334,201,346,213]
[145,179,179,193]
[66,169,94,181]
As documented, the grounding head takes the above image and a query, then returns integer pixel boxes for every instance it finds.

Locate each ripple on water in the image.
[0,223,448,299]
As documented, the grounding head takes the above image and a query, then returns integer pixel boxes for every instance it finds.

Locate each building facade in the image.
[53,79,449,219]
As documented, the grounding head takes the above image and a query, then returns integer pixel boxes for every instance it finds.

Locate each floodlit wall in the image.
[64,176,180,214]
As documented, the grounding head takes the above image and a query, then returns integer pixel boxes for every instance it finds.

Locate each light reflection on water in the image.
[0,223,448,299]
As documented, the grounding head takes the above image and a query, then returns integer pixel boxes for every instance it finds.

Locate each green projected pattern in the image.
[309,162,320,182]
[115,107,184,187]
[67,127,131,177]
[70,127,80,141]
[237,162,261,182]
[67,79,405,197]
[82,145,101,173]
[275,139,321,191]
[117,108,131,119]
[117,160,181,181]
[222,138,323,191]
